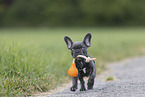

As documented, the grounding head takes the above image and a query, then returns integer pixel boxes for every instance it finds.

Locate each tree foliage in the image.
[0,0,145,27]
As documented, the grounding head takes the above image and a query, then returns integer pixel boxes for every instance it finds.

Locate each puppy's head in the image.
[64,33,92,68]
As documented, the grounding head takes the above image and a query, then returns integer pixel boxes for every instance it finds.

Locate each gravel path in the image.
[41,57,145,97]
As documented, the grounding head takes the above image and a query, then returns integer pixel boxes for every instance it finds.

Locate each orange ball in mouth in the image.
[68,63,78,77]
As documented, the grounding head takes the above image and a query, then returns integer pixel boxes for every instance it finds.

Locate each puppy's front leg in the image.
[70,77,78,91]
[79,76,86,91]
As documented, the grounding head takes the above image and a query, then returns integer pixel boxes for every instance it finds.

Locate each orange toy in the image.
[68,62,78,77]
[68,55,96,77]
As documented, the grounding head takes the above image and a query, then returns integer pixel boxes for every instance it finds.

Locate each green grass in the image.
[105,76,115,81]
[1,27,145,96]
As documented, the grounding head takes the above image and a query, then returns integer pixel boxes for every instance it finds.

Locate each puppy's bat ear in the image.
[83,33,92,47]
[64,36,73,49]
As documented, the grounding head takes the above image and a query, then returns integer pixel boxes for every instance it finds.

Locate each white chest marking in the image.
[83,68,86,73]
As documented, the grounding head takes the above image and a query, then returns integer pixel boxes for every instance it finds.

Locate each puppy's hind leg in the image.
[87,76,95,90]
[70,77,78,91]
[87,63,96,90]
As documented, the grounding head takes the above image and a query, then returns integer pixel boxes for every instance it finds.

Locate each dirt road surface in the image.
[38,57,145,97]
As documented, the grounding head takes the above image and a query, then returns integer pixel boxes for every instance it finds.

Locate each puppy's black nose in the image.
[75,49,80,53]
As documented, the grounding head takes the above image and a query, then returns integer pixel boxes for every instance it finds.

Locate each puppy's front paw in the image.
[80,87,86,91]
[70,86,78,91]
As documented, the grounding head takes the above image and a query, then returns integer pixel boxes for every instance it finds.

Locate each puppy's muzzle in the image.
[73,49,84,58]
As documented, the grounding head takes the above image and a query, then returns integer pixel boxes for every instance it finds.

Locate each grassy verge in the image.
[0,28,145,96]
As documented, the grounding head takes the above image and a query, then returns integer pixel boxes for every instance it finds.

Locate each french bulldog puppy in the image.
[64,33,96,91]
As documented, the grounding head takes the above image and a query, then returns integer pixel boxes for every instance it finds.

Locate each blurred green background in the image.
[1,0,145,27]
